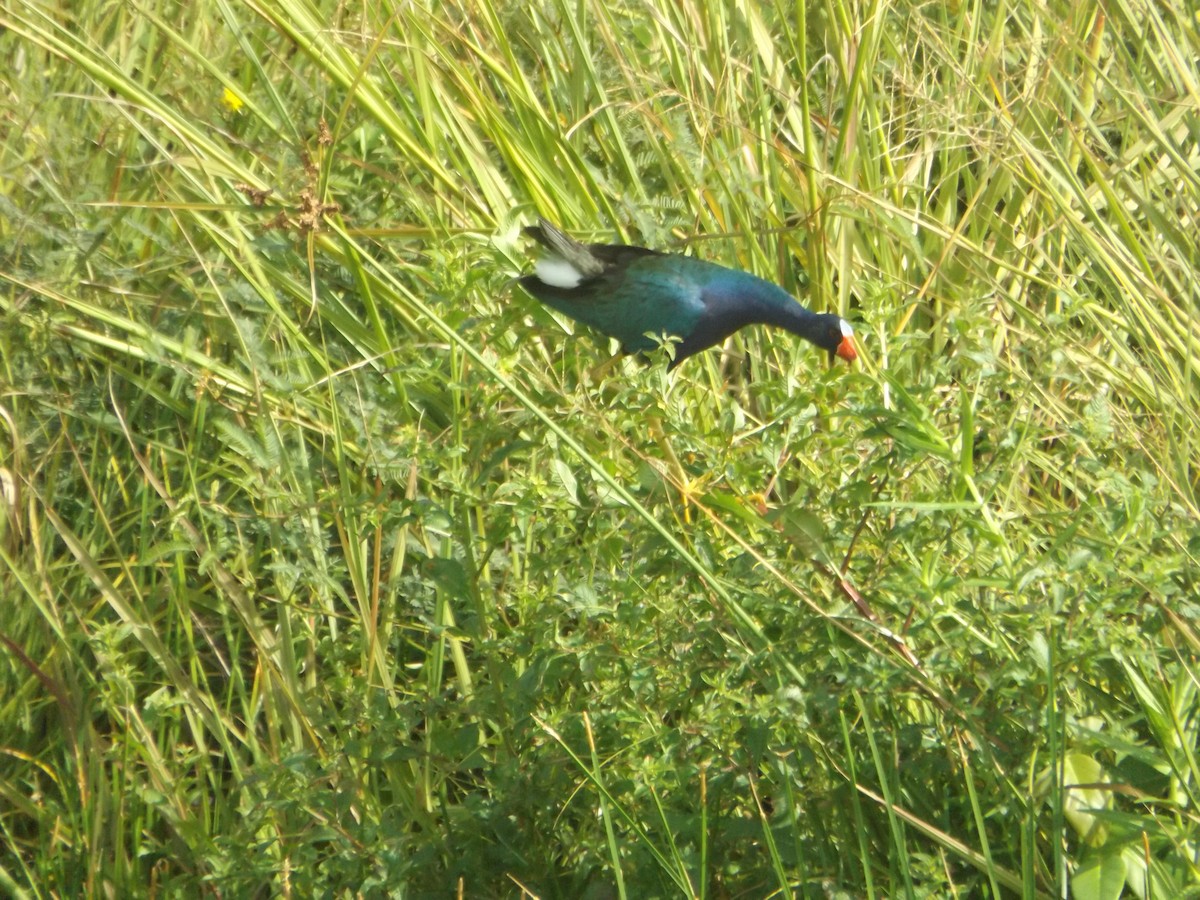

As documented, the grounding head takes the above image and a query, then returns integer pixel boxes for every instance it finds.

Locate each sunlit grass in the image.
[1,0,1198,896]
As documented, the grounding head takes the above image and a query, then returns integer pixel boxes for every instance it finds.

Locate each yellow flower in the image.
[222,87,244,113]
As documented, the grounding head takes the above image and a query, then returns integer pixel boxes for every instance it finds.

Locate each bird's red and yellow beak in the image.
[835,335,857,362]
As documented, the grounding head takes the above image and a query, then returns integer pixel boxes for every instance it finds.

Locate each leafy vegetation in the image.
[1,0,1198,897]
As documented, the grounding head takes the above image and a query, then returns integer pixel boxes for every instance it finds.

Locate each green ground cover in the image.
[1,1,1198,896]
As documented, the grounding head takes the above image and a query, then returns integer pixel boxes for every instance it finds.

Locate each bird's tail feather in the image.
[523,218,604,280]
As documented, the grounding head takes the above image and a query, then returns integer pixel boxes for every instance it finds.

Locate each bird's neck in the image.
[710,270,815,333]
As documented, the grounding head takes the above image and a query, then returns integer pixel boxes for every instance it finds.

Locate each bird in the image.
[517,218,857,370]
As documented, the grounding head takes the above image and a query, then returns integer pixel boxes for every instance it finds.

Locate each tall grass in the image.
[1,0,1197,896]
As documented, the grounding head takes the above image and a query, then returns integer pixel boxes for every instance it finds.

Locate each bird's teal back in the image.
[534,254,714,353]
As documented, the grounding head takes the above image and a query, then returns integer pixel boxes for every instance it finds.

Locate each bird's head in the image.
[814,315,857,363]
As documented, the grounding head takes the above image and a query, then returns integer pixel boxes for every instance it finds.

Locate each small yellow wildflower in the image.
[222,87,244,113]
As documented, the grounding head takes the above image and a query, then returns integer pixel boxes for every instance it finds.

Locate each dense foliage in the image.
[1,1,1198,897]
